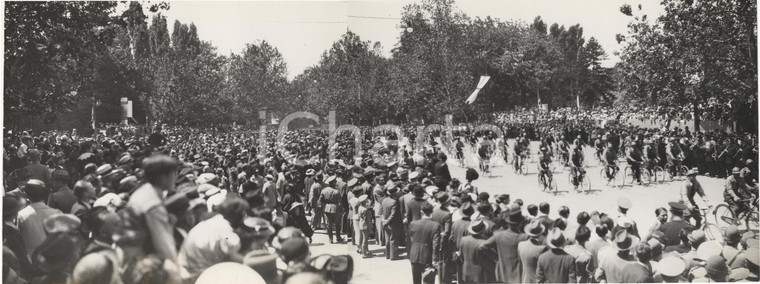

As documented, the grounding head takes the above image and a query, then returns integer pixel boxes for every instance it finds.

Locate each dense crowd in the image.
[1,112,758,284]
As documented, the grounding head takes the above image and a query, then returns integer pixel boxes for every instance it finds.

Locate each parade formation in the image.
[3,0,759,284]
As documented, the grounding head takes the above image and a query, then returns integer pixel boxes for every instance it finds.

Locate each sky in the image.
[125,0,665,79]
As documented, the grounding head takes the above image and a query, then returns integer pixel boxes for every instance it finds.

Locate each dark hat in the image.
[32,232,84,273]
[23,179,47,196]
[704,255,728,276]
[459,202,475,217]
[546,228,566,249]
[617,197,632,209]
[3,196,23,218]
[280,237,310,263]
[43,214,81,234]
[668,201,688,212]
[524,219,546,237]
[505,204,523,224]
[613,230,634,251]
[51,169,70,181]
[27,149,41,160]
[467,219,487,235]
[436,192,450,205]
[243,250,278,283]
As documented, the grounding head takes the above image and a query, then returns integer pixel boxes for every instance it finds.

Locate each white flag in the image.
[465,76,491,105]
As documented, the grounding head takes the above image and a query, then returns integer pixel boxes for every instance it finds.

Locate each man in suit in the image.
[451,201,474,284]
[518,219,548,283]
[537,228,576,283]
[380,185,403,260]
[595,230,636,283]
[658,201,694,246]
[481,204,527,283]
[535,202,554,234]
[458,219,496,283]
[320,176,344,243]
[433,152,451,191]
[620,242,654,282]
[404,183,427,246]
[430,192,453,283]
[398,181,415,247]
[408,202,441,284]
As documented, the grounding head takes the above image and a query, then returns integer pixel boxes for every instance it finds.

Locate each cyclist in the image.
[724,167,755,218]
[602,140,618,182]
[557,135,570,166]
[538,146,552,190]
[666,137,685,177]
[594,134,605,163]
[642,138,658,174]
[513,137,525,172]
[626,140,645,184]
[681,168,711,227]
[478,137,492,173]
[455,138,465,166]
[569,144,585,191]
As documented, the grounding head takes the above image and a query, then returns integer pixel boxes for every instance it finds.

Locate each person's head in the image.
[705,255,729,281]
[215,196,250,229]
[84,207,121,244]
[553,218,567,231]
[575,225,591,245]
[576,211,590,226]
[23,179,49,203]
[421,202,434,217]
[143,154,180,191]
[476,203,492,218]
[558,206,570,219]
[527,204,538,216]
[538,202,550,215]
[50,170,71,189]
[595,223,609,238]
[679,228,692,246]
[655,207,668,224]
[71,253,117,284]
[634,242,652,263]
[74,180,97,202]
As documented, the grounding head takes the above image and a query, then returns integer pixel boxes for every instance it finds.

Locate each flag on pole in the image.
[465,76,490,105]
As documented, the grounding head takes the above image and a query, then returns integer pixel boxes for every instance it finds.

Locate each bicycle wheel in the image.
[538,173,547,191]
[623,166,633,185]
[640,169,651,185]
[703,223,724,243]
[614,168,625,188]
[653,166,666,183]
[713,204,736,229]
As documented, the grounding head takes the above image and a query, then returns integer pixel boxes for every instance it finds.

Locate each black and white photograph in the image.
[2,0,758,283]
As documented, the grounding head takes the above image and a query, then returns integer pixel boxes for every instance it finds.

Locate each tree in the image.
[4,2,119,127]
[618,0,757,131]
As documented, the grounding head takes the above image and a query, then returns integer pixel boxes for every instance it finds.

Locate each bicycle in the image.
[599,164,624,187]
[714,197,759,231]
[623,162,651,186]
[645,158,667,183]
[538,165,558,194]
[697,207,725,244]
[666,158,689,181]
[480,156,492,177]
[568,166,591,193]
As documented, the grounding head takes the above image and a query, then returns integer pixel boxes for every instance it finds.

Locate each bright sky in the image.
[133,0,664,79]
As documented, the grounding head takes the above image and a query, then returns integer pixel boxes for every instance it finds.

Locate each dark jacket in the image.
[408,218,441,265]
[405,197,427,223]
[536,248,576,283]
[620,262,653,283]
[430,206,452,260]
[380,196,402,227]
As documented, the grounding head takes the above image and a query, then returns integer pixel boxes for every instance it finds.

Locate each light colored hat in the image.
[93,193,122,208]
[195,262,264,284]
[658,256,686,277]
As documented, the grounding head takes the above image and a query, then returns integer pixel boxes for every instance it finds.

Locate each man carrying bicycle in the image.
[570,144,585,191]
[681,168,711,227]
[602,141,618,182]
[724,167,756,218]
[538,147,552,190]
[626,140,645,184]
